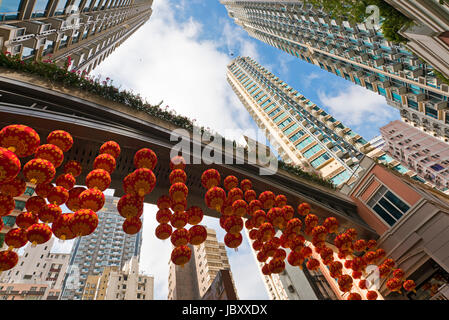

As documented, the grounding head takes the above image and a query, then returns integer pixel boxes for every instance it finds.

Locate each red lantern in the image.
[93,153,116,174]
[329,261,343,278]
[0,125,40,157]
[312,226,328,241]
[403,280,416,293]
[5,228,28,249]
[155,223,172,240]
[269,258,285,274]
[359,279,368,290]
[23,158,56,185]
[64,160,82,177]
[171,245,191,266]
[258,222,275,242]
[363,251,377,265]
[306,258,320,271]
[79,188,105,212]
[156,208,172,224]
[253,210,266,228]
[279,233,290,249]
[281,205,294,221]
[252,240,263,251]
[27,223,52,246]
[0,177,26,197]
[47,186,69,206]
[186,206,203,225]
[290,236,306,253]
[262,240,278,257]
[248,200,263,215]
[117,194,143,219]
[351,257,367,273]
[169,156,186,171]
[15,212,38,229]
[224,232,242,248]
[170,211,188,229]
[378,264,391,278]
[393,269,405,279]
[297,202,310,216]
[345,228,358,241]
[367,239,377,249]
[169,182,188,202]
[35,183,54,198]
[134,148,157,170]
[35,144,64,168]
[258,191,275,209]
[334,233,353,251]
[205,187,226,211]
[301,246,313,259]
[224,175,239,191]
[66,187,86,212]
[244,218,254,230]
[201,169,221,189]
[25,196,46,215]
[169,169,187,185]
[189,225,207,245]
[382,258,395,269]
[38,203,62,224]
[248,229,259,240]
[347,293,362,300]
[288,251,304,267]
[257,251,268,263]
[0,250,19,272]
[354,239,367,252]
[157,195,172,209]
[232,199,247,217]
[275,195,287,208]
[323,217,339,234]
[100,141,121,159]
[0,147,21,184]
[352,271,363,279]
[47,130,73,152]
[386,277,403,293]
[267,207,286,229]
[305,214,319,229]
[0,194,15,217]
[366,291,378,300]
[52,213,75,240]
[338,275,353,293]
[171,199,187,213]
[122,217,142,235]
[261,264,271,275]
[224,216,243,235]
[240,179,252,192]
[375,248,386,261]
[86,169,111,192]
[285,218,302,235]
[319,247,334,265]
[70,209,99,237]
[227,188,243,204]
[244,190,257,203]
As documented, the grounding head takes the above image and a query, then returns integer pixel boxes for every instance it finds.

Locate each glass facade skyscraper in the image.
[221,0,449,143]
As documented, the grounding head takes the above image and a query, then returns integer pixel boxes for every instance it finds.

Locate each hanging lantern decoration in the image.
[219,215,227,230]
[23,158,56,185]
[249,229,259,241]
[34,183,53,198]
[122,217,142,235]
[93,153,116,174]
[169,182,188,202]
[155,223,172,240]
[344,260,353,270]
[188,225,207,246]
[134,148,157,170]
[85,169,111,192]
[345,228,358,241]
[0,250,19,272]
[224,175,239,191]
[224,232,242,248]
[258,222,275,242]
[27,223,52,246]
[70,209,99,237]
[297,202,311,216]
[0,177,26,197]
[403,280,416,293]
[375,248,386,261]
[301,246,313,259]
[382,258,395,269]
[248,200,263,215]
[347,293,362,300]
[269,258,285,274]
[169,156,186,171]
[232,199,247,217]
[267,207,286,229]
[220,201,233,216]
[0,194,15,217]
[244,190,257,203]
[79,188,106,212]
[305,214,319,229]
[261,240,278,257]
[366,291,378,300]
[351,257,367,273]
[157,195,172,209]
[261,264,271,276]
[5,228,28,249]
[285,218,302,235]
[352,271,363,279]
[227,187,243,204]
[170,211,188,229]
[311,226,328,241]
[38,203,62,224]
[171,199,187,213]
[378,264,392,278]
[257,251,268,263]
[100,141,121,159]
[359,279,368,290]
[35,144,64,168]
[47,186,69,206]
[171,245,191,266]
[66,187,86,212]
[354,239,367,252]
[244,218,254,230]
[367,239,377,249]
[169,169,187,185]
[201,169,221,190]
[334,233,353,252]
[0,147,21,184]
[240,179,252,192]
[363,251,377,265]
[205,187,226,211]
[156,208,172,224]
[252,240,263,251]
[25,196,46,215]
[289,236,306,253]
[64,160,82,177]
[117,194,143,219]
[275,195,287,208]
[186,206,203,225]
[259,191,275,210]
[319,247,334,265]
[281,205,294,221]
[253,210,266,228]
[393,269,405,279]
[306,258,320,271]
[15,212,38,229]
[386,277,403,293]
[329,261,343,279]
[338,275,353,293]
[323,217,339,234]
[224,216,243,235]
[52,213,75,240]
[0,125,40,157]
[47,130,73,152]
[287,251,304,267]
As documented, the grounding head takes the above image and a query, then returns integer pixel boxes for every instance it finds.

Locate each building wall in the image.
[0,283,51,300]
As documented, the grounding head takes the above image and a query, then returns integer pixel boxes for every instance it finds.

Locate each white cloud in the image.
[302,72,320,88]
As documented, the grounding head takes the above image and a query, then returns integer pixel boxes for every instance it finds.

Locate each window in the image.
[278,118,292,129]
[296,137,314,150]
[310,153,331,168]
[303,144,323,159]
[367,186,410,226]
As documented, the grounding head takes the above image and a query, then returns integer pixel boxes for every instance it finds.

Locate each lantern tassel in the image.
[7,146,16,153]
[31,241,37,248]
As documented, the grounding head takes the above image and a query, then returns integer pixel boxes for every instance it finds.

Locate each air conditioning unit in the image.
[0,25,27,42]
[17,21,52,35]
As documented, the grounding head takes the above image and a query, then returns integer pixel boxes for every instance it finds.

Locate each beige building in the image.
[0,282,61,300]
[168,228,238,300]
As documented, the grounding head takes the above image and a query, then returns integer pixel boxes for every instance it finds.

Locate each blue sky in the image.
[51,0,403,300]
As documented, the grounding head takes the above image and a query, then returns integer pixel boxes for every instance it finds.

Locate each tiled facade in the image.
[0,0,153,73]
[221,0,449,142]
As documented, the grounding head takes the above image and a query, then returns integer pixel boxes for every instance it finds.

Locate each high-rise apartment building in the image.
[369,135,386,150]
[0,0,153,73]
[168,228,238,300]
[61,195,143,300]
[221,0,449,142]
